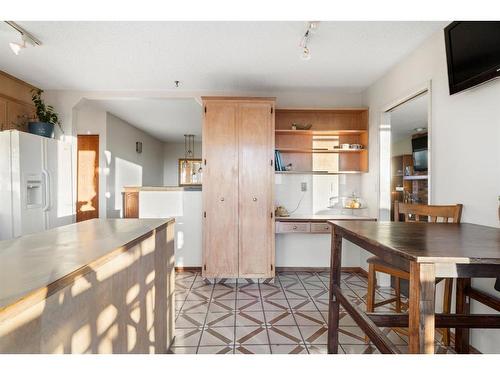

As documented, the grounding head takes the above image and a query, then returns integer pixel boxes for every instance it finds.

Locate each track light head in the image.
[9,40,25,55]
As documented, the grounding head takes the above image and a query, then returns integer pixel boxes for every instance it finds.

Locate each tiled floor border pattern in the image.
[170,271,458,354]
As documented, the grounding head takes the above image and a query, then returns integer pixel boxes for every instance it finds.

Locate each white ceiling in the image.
[0,21,447,92]
[390,94,428,142]
[89,98,202,142]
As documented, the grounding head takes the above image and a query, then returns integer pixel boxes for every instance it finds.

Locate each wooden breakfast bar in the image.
[327,221,500,354]
[0,218,175,354]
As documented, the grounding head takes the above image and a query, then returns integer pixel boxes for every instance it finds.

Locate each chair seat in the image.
[366,256,410,275]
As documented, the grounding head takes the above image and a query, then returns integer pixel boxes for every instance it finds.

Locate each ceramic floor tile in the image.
[181,300,210,314]
[284,289,310,299]
[176,313,206,328]
[271,344,308,354]
[197,346,234,354]
[185,290,211,301]
[341,344,381,354]
[208,300,235,313]
[299,325,328,345]
[293,310,325,326]
[211,290,238,300]
[235,326,269,345]
[175,291,189,301]
[236,299,263,311]
[261,290,287,300]
[302,281,328,290]
[205,312,235,327]
[268,325,303,345]
[258,282,282,290]
[312,299,330,312]
[262,299,290,311]
[172,328,203,347]
[307,289,329,300]
[235,310,265,326]
[237,289,261,299]
[173,271,459,355]
[235,345,271,354]
[289,299,320,311]
[169,346,198,354]
[308,345,332,354]
[199,326,235,346]
[280,280,306,290]
[265,310,296,326]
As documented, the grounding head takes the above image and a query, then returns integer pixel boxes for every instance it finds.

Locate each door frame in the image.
[76,134,100,222]
[378,81,433,221]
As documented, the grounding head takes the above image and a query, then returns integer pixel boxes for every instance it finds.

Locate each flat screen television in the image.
[445,21,500,95]
[412,135,428,172]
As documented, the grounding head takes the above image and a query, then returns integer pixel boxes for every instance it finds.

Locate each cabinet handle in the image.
[293,225,298,230]
[220,197,225,202]
[253,197,257,202]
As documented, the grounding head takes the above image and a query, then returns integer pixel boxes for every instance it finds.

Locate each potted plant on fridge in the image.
[28,89,62,138]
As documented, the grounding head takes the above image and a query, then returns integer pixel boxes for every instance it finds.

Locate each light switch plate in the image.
[301,182,307,192]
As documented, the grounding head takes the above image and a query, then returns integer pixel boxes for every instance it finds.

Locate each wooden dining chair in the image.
[366,202,463,346]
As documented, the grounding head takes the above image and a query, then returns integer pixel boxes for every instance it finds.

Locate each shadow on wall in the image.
[0,226,173,353]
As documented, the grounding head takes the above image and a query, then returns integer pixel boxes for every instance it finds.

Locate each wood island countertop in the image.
[0,218,174,319]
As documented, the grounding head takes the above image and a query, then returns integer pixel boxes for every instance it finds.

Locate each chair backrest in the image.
[394,202,463,223]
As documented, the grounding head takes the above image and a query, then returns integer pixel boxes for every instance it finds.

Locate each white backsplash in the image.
[275,173,364,216]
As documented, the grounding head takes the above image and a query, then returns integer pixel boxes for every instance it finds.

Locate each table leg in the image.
[455,278,471,354]
[327,229,342,354]
[409,262,436,354]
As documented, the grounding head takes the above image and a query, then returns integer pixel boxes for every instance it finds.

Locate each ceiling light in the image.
[414,127,427,132]
[299,22,319,61]
[301,47,311,61]
[5,21,42,56]
[9,40,26,55]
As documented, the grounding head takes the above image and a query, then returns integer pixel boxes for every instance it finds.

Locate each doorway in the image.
[76,134,99,222]
[379,87,431,222]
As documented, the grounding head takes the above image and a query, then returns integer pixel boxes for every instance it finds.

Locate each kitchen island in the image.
[0,218,175,354]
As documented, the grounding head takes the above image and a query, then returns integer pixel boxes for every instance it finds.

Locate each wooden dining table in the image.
[327,221,500,354]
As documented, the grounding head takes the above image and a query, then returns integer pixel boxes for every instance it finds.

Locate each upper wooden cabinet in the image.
[202,97,275,279]
[0,70,37,132]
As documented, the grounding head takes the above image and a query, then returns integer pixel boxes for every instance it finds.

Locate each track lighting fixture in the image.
[5,21,42,55]
[299,21,318,61]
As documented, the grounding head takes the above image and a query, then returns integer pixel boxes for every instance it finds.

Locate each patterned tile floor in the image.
[170,271,457,354]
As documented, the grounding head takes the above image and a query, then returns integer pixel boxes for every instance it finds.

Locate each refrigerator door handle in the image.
[42,169,50,212]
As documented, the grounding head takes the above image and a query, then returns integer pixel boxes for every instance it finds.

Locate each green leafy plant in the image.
[31,89,63,132]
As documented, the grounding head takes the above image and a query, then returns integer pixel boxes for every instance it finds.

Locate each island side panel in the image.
[0,222,174,354]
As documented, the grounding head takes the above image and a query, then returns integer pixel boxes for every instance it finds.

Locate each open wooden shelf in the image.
[274,108,369,173]
[403,175,428,181]
[275,170,363,175]
[275,129,367,136]
[276,147,366,154]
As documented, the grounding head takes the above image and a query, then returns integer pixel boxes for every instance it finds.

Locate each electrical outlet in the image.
[301,182,307,192]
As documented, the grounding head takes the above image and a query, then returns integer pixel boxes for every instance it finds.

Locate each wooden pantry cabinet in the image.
[202,97,275,279]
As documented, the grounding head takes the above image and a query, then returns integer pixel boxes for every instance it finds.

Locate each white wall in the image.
[361,30,500,353]
[106,113,164,218]
[163,141,202,186]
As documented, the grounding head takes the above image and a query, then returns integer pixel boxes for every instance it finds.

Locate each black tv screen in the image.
[444,21,500,95]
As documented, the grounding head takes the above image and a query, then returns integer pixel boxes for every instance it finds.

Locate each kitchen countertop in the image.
[124,186,202,192]
[275,214,376,222]
[0,218,174,317]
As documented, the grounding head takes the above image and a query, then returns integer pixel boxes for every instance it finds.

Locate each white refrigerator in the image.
[0,130,74,240]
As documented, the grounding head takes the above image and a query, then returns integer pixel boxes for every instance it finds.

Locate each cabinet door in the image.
[238,102,275,278]
[0,97,7,131]
[202,102,239,278]
[6,101,35,132]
